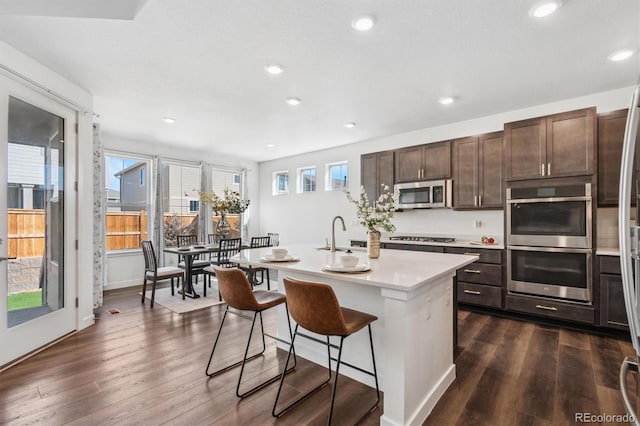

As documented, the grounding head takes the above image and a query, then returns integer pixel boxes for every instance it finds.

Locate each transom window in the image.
[273,171,289,195]
[325,161,348,191]
[297,166,316,193]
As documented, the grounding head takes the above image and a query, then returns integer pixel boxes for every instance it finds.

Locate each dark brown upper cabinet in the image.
[361,150,394,206]
[504,107,596,181]
[597,108,637,206]
[394,140,451,183]
[452,131,503,209]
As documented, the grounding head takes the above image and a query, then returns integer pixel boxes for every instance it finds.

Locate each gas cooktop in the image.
[389,236,456,243]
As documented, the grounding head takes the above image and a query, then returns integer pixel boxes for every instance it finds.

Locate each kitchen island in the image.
[232,243,477,426]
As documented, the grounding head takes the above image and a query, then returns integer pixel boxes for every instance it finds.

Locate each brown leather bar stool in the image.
[272,277,380,425]
[205,267,296,398]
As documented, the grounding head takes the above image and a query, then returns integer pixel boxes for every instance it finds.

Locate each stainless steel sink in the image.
[316,247,347,251]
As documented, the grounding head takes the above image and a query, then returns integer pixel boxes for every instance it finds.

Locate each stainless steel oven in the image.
[507,183,592,249]
[507,246,592,302]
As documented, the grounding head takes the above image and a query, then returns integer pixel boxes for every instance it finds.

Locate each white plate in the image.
[260,255,300,262]
[322,264,371,273]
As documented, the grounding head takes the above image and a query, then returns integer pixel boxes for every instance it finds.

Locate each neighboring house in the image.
[114,161,147,211]
[7,142,59,209]
[163,163,201,215]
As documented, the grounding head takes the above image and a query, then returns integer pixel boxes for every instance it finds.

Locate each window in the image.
[325,161,348,191]
[297,166,316,193]
[104,153,152,251]
[272,171,289,195]
[189,200,199,212]
[161,161,201,246]
[211,168,246,241]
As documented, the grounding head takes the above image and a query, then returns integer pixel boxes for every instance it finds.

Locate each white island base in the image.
[232,244,477,425]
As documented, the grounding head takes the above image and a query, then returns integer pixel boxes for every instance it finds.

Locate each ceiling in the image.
[0,0,638,163]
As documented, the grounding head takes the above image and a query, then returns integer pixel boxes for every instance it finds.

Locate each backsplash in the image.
[391,208,504,241]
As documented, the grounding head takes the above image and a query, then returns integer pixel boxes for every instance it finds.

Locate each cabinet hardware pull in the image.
[463,269,481,274]
[547,163,551,176]
[541,163,545,176]
[464,289,481,295]
[463,252,481,256]
[474,195,478,206]
[478,195,482,206]
[535,304,558,311]
[417,168,420,179]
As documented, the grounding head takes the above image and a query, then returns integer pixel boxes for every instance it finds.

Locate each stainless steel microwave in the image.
[394,179,452,209]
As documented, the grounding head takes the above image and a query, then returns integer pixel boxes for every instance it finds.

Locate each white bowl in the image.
[272,248,288,259]
[340,254,359,268]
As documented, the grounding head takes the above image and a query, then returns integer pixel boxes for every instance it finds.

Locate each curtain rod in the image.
[0,63,99,117]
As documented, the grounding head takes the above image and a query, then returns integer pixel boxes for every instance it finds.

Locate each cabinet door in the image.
[378,151,394,191]
[599,274,628,330]
[546,107,595,178]
[452,137,478,209]
[361,153,378,206]
[394,146,423,182]
[423,141,451,179]
[505,118,545,181]
[598,109,636,206]
[478,132,503,208]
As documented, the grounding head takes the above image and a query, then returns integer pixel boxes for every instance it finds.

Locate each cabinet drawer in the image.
[506,294,594,325]
[458,282,502,308]
[350,240,367,248]
[445,247,502,264]
[599,255,621,275]
[457,263,502,286]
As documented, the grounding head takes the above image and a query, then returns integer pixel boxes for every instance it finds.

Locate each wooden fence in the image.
[8,209,241,257]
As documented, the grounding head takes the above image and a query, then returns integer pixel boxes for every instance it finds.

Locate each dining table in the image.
[164,243,250,298]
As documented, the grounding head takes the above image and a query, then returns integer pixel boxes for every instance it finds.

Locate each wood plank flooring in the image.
[0,287,636,425]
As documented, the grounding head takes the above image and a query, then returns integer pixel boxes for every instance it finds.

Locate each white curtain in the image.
[153,156,165,265]
[92,124,105,308]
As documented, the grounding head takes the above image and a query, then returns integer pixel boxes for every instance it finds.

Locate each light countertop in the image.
[597,247,620,256]
[231,243,478,292]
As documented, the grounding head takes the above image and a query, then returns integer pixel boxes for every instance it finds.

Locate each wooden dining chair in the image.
[176,234,209,285]
[140,240,185,308]
[240,236,271,289]
[203,238,242,300]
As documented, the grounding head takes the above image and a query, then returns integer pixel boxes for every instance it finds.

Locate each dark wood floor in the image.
[0,287,635,425]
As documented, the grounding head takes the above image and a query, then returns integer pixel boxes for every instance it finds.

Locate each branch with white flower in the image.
[344,184,398,233]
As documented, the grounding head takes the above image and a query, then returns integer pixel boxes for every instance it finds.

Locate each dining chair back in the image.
[214,238,242,268]
[242,236,272,289]
[267,232,279,247]
[175,234,209,285]
[140,240,184,308]
[250,236,271,248]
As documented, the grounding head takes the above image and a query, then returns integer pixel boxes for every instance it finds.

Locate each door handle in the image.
[463,289,481,295]
[620,357,640,426]
[547,163,551,176]
[541,163,545,176]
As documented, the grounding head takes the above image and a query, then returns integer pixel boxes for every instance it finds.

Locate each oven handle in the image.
[506,196,592,204]
[507,245,592,254]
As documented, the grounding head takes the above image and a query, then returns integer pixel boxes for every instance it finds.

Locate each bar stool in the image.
[205,267,296,398]
[272,277,380,425]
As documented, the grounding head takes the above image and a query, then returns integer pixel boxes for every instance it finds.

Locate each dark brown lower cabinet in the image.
[598,255,629,330]
[505,294,595,324]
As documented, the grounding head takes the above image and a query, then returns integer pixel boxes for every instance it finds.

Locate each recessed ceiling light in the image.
[266,143,275,148]
[608,49,635,62]
[438,96,455,105]
[529,1,562,18]
[351,15,376,31]
[162,117,176,124]
[344,122,357,128]
[265,64,285,75]
[285,97,301,106]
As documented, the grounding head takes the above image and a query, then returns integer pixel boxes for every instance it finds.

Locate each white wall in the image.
[259,86,635,248]
[1,40,94,330]
[101,132,260,289]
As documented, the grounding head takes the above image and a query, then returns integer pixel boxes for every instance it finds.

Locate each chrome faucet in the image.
[331,216,346,252]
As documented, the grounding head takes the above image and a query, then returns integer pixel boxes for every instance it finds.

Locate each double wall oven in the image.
[507,183,592,303]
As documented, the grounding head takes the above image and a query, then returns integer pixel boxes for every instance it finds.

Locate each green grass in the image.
[8,290,42,311]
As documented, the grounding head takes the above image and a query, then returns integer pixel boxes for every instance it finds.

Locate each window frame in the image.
[272,170,289,195]
[104,150,154,254]
[296,166,317,193]
[325,161,349,191]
